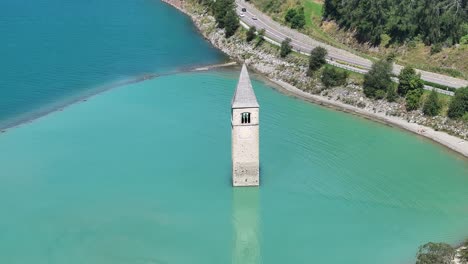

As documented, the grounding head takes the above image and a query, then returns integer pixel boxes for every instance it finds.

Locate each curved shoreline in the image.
[0,62,233,133]
[264,77,468,158]
[161,0,468,159]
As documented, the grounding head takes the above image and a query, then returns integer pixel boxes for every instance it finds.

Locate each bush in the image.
[406,88,423,111]
[291,7,305,29]
[461,35,468,45]
[224,9,239,38]
[321,67,349,88]
[416,242,455,264]
[423,89,441,116]
[255,29,265,47]
[246,26,256,42]
[448,87,468,119]
[308,46,328,75]
[430,43,443,54]
[386,85,398,102]
[363,59,393,98]
[375,90,386,99]
[398,66,424,96]
[462,113,468,123]
[285,8,297,23]
[285,7,305,29]
[280,38,292,58]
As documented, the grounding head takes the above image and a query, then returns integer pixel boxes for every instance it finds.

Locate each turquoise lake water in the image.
[0,71,467,264]
[0,0,467,263]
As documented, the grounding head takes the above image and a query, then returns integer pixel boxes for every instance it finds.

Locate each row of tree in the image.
[363,58,468,118]
[323,0,468,46]
[202,0,466,120]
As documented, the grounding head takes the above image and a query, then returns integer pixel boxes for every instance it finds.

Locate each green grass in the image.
[421,90,452,116]
[303,0,322,26]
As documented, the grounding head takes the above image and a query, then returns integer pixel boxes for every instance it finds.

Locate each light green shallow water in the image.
[0,70,467,264]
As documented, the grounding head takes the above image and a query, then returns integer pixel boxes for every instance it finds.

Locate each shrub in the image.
[462,113,468,123]
[285,7,305,29]
[448,87,468,119]
[285,8,297,23]
[398,66,424,96]
[321,67,349,88]
[363,59,393,98]
[430,43,443,54]
[460,35,468,45]
[246,26,256,42]
[375,90,386,99]
[255,29,265,47]
[423,89,441,116]
[308,46,328,75]
[405,88,423,111]
[415,242,455,264]
[280,38,292,58]
[386,85,398,102]
[291,7,305,29]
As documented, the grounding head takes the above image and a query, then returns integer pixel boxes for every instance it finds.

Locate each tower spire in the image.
[232,64,259,109]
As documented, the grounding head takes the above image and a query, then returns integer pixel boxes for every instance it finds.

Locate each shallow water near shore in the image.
[0,70,467,264]
[0,0,224,129]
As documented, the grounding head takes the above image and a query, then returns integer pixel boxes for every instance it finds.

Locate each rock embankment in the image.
[161,0,468,157]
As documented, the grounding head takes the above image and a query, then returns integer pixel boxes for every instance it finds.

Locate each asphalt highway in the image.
[236,0,468,89]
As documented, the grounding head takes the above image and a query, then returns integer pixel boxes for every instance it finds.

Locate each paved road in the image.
[236,0,468,89]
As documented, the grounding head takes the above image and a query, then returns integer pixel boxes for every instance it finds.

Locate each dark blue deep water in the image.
[0,0,224,128]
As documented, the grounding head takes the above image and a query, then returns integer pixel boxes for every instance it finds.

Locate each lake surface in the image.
[0,0,467,264]
[0,0,223,128]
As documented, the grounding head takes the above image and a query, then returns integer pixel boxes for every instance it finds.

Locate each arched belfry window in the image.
[241,112,251,124]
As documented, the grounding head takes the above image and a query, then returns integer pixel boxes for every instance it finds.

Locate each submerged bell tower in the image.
[231,64,260,187]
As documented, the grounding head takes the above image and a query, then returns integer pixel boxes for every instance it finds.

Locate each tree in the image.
[320,0,468,46]
[406,88,423,111]
[423,89,441,116]
[280,38,292,58]
[398,66,424,96]
[321,67,348,88]
[285,8,297,23]
[363,59,393,98]
[308,46,328,75]
[448,87,468,119]
[224,9,239,38]
[291,7,306,29]
[416,242,455,264]
[285,7,305,29]
[213,0,234,28]
[246,26,256,42]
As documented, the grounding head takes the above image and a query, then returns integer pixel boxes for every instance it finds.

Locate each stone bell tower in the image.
[231,64,260,187]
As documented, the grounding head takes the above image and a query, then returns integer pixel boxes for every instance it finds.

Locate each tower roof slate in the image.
[232,64,259,109]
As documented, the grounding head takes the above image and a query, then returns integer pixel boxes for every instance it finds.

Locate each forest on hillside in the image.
[323,0,468,46]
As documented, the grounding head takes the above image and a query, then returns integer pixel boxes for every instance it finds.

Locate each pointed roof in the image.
[232,64,259,108]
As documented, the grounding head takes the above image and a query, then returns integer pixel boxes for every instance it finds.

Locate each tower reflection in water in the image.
[232,188,260,264]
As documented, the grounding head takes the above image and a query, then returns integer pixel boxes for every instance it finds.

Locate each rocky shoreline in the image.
[161,0,468,158]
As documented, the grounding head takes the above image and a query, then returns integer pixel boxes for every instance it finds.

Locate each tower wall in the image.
[232,107,259,186]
